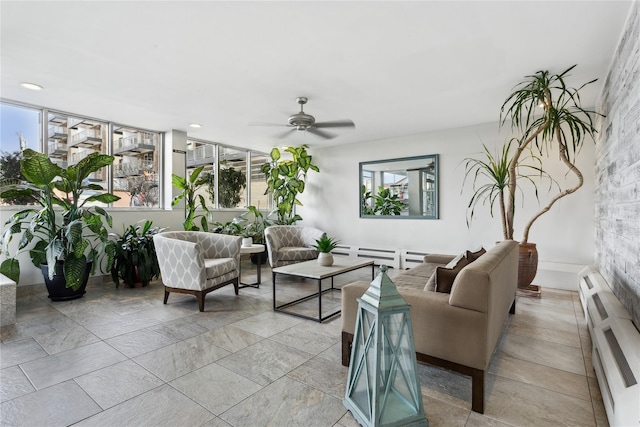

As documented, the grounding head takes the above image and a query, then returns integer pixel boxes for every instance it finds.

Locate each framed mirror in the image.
[360,154,438,219]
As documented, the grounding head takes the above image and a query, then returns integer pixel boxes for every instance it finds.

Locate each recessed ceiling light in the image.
[19,82,43,91]
[189,123,202,128]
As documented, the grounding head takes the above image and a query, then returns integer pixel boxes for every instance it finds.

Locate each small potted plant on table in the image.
[313,235,340,266]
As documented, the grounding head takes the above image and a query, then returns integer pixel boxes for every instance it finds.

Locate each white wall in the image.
[300,121,595,275]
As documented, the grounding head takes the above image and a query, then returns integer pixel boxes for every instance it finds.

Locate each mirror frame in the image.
[359,154,439,219]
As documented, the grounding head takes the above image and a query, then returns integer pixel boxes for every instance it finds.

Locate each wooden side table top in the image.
[240,244,265,254]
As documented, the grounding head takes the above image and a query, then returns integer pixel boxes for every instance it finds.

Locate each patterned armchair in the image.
[264,225,325,268]
[153,231,242,312]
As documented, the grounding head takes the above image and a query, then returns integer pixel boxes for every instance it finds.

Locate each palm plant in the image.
[172,166,210,231]
[463,141,556,239]
[0,149,119,290]
[500,65,601,242]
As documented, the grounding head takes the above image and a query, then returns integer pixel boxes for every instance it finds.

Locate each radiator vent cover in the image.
[603,327,637,388]
[583,275,594,289]
[593,293,609,320]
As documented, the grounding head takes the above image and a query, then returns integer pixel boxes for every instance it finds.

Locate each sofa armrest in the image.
[342,282,489,370]
[423,253,457,264]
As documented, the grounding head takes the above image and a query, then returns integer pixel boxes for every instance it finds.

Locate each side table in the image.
[239,244,265,288]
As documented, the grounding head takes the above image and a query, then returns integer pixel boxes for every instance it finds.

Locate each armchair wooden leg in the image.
[342,331,353,367]
[164,289,170,304]
[196,291,205,312]
[233,278,239,295]
[471,368,485,414]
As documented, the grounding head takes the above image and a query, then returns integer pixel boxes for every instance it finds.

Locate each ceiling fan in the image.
[250,97,355,139]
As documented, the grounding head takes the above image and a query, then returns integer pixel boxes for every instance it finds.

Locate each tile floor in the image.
[0,261,609,427]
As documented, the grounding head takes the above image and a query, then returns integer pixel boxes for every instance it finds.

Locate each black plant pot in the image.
[41,260,91,301]
[250,250,268,265]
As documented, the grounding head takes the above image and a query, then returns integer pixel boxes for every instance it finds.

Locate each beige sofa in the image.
[341,240,518,414]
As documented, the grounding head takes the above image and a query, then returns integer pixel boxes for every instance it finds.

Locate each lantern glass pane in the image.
[348,308,378,422]
[380,312,421,423]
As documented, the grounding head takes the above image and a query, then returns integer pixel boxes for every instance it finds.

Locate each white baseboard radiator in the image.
[578,266,640,427]
[332,244,429,270]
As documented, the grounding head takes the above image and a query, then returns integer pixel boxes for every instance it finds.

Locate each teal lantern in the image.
[343,265,428,427]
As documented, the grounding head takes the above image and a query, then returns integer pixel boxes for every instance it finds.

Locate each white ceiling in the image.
[0,1,633,153]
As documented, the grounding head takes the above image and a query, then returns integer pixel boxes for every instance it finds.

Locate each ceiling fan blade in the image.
[307,127,336,139]
[274,128,297,139]
[249,122,289,127]
[314,120,355,129]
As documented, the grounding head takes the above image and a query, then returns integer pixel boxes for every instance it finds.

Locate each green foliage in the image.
[237,205,276,244]
[313,235,340,253]
[260,145,319,224]
[172,166,210,231]
[500,65,601,242]
[218,167,246,208]
[462,141,555,239]
[373,187,404,215]
[0,151,33,205]
[0,149,120,290]
[199,166,247,208]
[361,186,375,215]
[106,220,165,287]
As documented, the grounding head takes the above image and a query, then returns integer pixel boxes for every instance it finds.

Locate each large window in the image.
[1,100,163,209]
[0,103,41,205]
[187,139,270,210]
[112,125,161,208]
[48,112,109,206]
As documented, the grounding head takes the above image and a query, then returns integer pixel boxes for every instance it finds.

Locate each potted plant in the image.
[106,220,165,288]
[172,165,210,231]
[238,205,275,264]
[313,235,340,266]
[465,65,600,289]
[0,149,120,300]
[260,144,319,224]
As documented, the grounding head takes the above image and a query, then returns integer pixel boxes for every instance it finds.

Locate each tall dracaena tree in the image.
[500,65,600,243]
[463,140,556,240]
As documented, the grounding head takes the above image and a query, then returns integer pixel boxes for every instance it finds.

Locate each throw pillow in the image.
[465,247,486,263]
[436,255,468,293]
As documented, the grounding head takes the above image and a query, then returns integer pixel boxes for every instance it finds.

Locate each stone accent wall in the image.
[594,1,640,329]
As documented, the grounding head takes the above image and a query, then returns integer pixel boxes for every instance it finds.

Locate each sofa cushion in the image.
[436,255,468,293]
[394,274,430,291]
[279,247,318,261]
[401,262,441,279]
[424,271,436,292]
[204,257,236,279]
[466,247,486,263]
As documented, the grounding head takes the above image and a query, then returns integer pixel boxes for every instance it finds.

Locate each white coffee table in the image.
[272,256,375,322]
[239,244,265,288]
